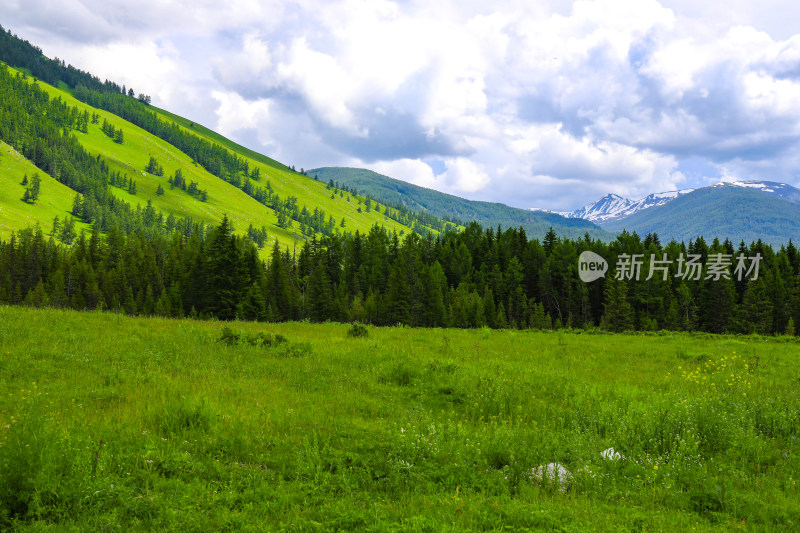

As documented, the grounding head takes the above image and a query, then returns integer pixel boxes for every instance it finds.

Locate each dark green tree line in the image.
[2,218,798,335]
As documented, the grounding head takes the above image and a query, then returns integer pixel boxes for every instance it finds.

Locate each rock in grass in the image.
[531,462,572,493]
[600,447,623,460]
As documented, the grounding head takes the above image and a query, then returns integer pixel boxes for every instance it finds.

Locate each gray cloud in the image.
[318,109,466,163]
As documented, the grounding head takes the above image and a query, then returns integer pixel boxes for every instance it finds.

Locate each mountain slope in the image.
[0,65,435,252]
[724,180,800,205]
[309,167,612,240]
[150,105,292,174]
[564,180,800,225]
[0,141,89,238]
[601,183,800,245]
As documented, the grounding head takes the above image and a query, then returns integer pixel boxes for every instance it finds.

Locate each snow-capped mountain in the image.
[554,180,800,224]
[710,180,800,205]
[599,180,800,245]
[556,189,694,223]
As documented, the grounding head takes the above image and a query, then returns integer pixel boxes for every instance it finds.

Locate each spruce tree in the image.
[307,257,333,322]
[204,216,240,320]
[741,278,773,334]
[29,174,41,202]
[237,283,267,321]
[601,277,633,332]
[266,240,291,320]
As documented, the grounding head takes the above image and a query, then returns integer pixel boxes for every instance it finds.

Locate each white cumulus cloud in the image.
[4,0,800,209]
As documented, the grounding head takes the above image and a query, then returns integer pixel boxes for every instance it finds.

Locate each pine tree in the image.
[28,174,40,202]
[237,283,267,321]
[72,194,83,217]
[307,257,333,322]
[531,301,551,329]
[266,240,292,320]
[24,280,49,308]
[482,287,497,328]
[698,275,736,334]
[50,216,61,236]
[60,216,76,244]
[601,277,633,332]
[495,301,508,328]
[204,215,241,320]
[544,227,557,254]
[741,278,773,334]
[422,263,447,326]
[384,262,411,325]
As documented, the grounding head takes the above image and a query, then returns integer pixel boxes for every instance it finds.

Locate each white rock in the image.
[600,447,623,460]
[531,462,572,492]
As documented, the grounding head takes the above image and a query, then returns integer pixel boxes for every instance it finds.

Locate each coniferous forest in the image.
[2,217,799,335]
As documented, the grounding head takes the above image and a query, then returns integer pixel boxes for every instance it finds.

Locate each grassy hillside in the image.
[310,167,613,240]
[0,141,89,239]
[151,105,292,173]
[142,107,452,238]
[602,185,800,245]
[0,306,798,529]
[2,65,433,252]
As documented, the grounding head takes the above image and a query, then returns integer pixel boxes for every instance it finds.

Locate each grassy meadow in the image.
[0,306,798,530]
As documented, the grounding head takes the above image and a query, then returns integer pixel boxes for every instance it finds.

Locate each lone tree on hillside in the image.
[21,173,41,203]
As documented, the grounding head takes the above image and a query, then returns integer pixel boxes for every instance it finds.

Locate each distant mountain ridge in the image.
[308,167,614,240]
[310,167,800,244]
[555,189,694,223]
[599,183,800,245]
[558,180,800,224]
[718,180,800,205]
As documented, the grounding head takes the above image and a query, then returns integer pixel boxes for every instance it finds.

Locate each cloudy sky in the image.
[4,0,800,211]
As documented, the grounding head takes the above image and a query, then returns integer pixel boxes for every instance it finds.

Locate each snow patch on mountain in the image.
[554,189,694,223]
[544,180,800,223]
[712,181,800,204]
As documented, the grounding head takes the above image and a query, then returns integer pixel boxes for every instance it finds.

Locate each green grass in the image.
[0,306,798,530]
[0,141,89,239]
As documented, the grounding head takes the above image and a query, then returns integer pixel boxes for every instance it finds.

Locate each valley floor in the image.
[0,306,798,530]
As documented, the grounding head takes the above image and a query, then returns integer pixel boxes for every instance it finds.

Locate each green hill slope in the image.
[151,105,292,173]
[601,184,800,245]
[0,69,437,252]
[0,141,89,238]
[136,109,442,238]
[56,80,430,242]
[309,167,613,240]
[0,26,456,249]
